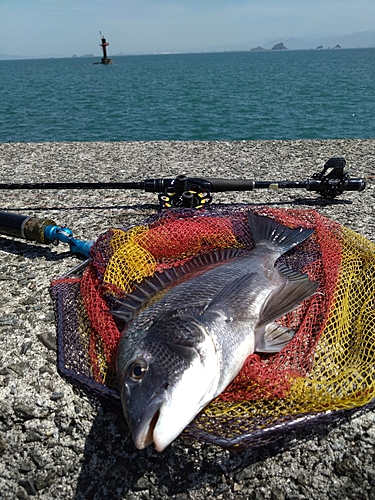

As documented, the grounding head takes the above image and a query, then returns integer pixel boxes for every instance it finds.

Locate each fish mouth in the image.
[132,389,166,450]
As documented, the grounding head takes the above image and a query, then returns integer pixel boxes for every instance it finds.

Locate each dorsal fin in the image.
[248,210,314,254]
[110,247,243,323]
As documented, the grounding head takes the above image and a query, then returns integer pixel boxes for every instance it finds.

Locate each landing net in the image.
[51,205,375,448]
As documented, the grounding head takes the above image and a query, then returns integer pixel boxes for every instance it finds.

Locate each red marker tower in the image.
[99,33,113,64]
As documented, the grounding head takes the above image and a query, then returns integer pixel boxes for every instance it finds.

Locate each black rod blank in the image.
[0,176,365,194]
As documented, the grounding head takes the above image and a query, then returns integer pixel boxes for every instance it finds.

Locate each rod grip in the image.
[0,211,57,243]
[191,178,256,192]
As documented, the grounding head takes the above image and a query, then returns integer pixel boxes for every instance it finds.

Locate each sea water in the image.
[0,49,374,142]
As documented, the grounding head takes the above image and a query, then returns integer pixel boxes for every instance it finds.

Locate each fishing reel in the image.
[158,175,212,209]
[308,157,359,199]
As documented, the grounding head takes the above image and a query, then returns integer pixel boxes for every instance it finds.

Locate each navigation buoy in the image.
[99,33,113,64]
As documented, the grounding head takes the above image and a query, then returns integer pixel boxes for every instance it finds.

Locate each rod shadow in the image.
[0,236,74,261]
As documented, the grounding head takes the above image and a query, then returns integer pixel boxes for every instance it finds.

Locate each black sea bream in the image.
[116,211,318,451]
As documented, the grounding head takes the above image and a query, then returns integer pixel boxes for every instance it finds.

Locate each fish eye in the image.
[128,359,148,381]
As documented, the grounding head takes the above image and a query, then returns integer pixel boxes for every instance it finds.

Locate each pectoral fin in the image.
[257,264,318,327]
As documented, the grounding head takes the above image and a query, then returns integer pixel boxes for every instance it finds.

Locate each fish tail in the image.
[248,210,314,254]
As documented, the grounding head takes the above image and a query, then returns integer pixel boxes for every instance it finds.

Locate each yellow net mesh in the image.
[103,226,156,292]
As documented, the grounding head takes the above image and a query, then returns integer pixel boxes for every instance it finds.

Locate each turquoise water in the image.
[1,49,374,142]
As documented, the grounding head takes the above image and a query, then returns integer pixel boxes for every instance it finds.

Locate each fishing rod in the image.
[0,157,366,209]
[0,157,366,256]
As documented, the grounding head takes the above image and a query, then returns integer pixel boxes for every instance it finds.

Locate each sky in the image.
[1,0,374,57]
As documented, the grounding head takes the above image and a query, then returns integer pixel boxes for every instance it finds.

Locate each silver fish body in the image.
[116,211,318,451]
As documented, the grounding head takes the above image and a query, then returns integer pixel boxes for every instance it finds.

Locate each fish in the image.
[115,210,318,452]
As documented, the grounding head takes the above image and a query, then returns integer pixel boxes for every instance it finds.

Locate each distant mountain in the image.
[269,30,375,50]
[206,29,375,53]
[0,53,28,60]
[0,53,67,60]
[271,42,288,50]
